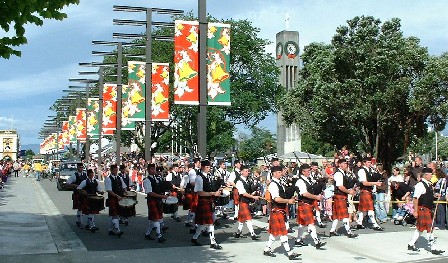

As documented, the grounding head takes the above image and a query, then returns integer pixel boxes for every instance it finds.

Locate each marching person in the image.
[310,161,326,228]
[227,160,242,220]
[329,158,359,238]
[234,165,261,240]
[65,162,87,228]
[294,163,327,249]
[104,164,126,237]
[166,164,182,222]
[263,166,300,260]
[119,164,132,225]
[407,167,444,254]
[143,163,168,243]
[77,169,103,232]
[191,160,223,249]
[185,159,201,233]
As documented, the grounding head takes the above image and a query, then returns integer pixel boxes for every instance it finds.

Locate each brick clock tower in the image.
[276,30,301,157]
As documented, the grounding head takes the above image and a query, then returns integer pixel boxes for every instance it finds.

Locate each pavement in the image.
[1,172,448,263]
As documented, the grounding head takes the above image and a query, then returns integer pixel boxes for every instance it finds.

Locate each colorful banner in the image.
[58,133,64,151]
[174,20,199,105]
[207,23,231,105]
[151,63,170,121]
[75,108,87,142]
[121,84,136,130]
[68,115,77,143]
[61,121,70,146]
[127,61,146,121]
[87,98,100,137]
[103,84,117,132]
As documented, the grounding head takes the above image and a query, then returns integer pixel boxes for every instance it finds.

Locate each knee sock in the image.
[193,225,206,240]
[112,218,120,231]
[246,220,255,236]
[153,221,161,237]
[357,212,364,225]
[343,218,352,234]
[109,217,114,231]
[427,232,437,250]
[76,210,82,223]
[330,219,339,232]
[238,222,244,232]
[285,221,290,230]
[368,211,379,227]
[264,234,276,251]
[208,225,216,244]
[234,205,239,217]
[280,235,292,255]
[296,225,306,240]
[316,210,322,224]
[146,220,154,235]
[408,230,421,246]
[308,225,319,244]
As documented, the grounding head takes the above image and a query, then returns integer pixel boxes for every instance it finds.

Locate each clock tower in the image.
[276,30,301,157]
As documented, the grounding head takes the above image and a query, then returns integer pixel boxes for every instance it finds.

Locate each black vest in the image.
[297,177,315,204]
[271,180,287,209]
[334,170,356,196]
[84,179,98,195]
[110,175,124,196]
[418,181,434,209]
[360,167,374,191]
[198,173,213,192]
[238,178,252,203]
[171,172,181,187]
[75,171,87,185]
[233,170,241,184]
[147,175,163,195]
[119,172,130,189]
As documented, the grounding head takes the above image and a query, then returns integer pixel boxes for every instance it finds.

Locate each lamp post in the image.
[198,0,207,158]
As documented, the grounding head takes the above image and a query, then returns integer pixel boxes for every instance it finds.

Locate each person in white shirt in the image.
[77,169,103,232]
[227,160,242,220]
[104,164,127,237]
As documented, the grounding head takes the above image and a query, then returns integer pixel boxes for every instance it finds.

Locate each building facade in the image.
[0,130,19,161]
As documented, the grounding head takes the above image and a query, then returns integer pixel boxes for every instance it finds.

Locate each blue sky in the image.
[1,0,448,145]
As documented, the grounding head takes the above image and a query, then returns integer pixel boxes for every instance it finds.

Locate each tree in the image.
[281,16,448,169]
[0,0,80,59]
[238,127,276,162]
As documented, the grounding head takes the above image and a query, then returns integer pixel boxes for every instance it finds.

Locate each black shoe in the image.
[407,244,419,252]
[288,252,301,260]
[294,240,308,246]
[90,226,99,231]
[347,233,359,238]
[315,241,326,249]
[318,223,327,228]
[191,238,202,246]
[251,234,260,240]
[124,220,129,226]
[108,230,116,236]
[431,249,444,255]
[288,228,294,233]
[356,225,365,230]
[185,222,192,227]
[158,236,166,243]
[173,217,181,222]
[210,243,222,250]
[84,225,92,230]
[189,228,196,234]
[116,231,123,237]
[235,231,242,238]
[372,226,384,231]
[162,226,169,233]
[329,231,340,237]
[145,234,155,240]
[202,230,209,237]
[263,250,276,257]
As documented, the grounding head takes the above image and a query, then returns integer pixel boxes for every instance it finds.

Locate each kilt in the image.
[183,192,192,210]
[233,188,240,205]
[358,190,374,212]
[195,197,214,225]
[268,208,288,236]
[108,196,120,217]
[147,198,163,221]
[81,197,100,215]
[238,202,252,222]
[297,201,315,225]
[416,206,433,232]
[333,194,349,220]
[72,191,83,210]
[191,193,198,213]
[313,200,321,211]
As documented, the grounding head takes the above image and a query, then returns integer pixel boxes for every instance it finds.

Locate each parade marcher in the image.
[143,163,168,242]
[294,163,327,249]
[214,161,229,217]
[191,160,223,249]
[166,164,182,222]
[77,169,103,232]
[104,164,126,237]
[65,162,87,228]
[185,159,200,233]
[329,159,359,238]
[407,168,445,255]
[234,165,261,240]
[227,160,242,220]
[355,157,383,231]
[119,164,132,225]
[310,161,326,228]
[263,166,300,260]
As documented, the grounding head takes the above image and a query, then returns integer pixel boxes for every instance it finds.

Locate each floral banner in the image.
[68,116,77,143]
[61,121,70,146]
[87,98,100,137]
[127,61,146,121]
[75,108,87,142]
[174,20,199,105]
[121,84,136,130]
[103,84,117,132]
[151,63,170,121]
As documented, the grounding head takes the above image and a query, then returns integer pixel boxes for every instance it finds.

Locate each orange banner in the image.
[103,84,117,132]
[76,108,87,142]
[151,63,170,121]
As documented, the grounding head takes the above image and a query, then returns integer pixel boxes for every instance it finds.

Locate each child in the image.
[395,195,414,221]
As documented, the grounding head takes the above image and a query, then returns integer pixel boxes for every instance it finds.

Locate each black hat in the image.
[240,165,249,170]
[362,157,372,162]
[422,167,432,174]
[338,158,347,164]
[77,162,83,166]
[147,163,156,169]
[311,161,318,167]
[271,166,282,173]
[271,157,279,162]
[300,163,311,170]
[201,160,211,167]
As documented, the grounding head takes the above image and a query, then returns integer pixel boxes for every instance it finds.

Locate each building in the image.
[276,30,301,156]
[0,130,19,161]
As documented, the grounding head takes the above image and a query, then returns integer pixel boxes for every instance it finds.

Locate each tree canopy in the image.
[0,0,79,58]
[238,127,276,162]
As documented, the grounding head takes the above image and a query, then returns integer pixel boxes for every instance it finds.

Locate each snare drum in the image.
[118,198,137,217]
[88,195,105,211]
[162,196,178,214]
[124,191,137,201]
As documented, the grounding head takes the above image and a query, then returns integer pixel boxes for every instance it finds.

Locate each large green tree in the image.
[238,127,276,162]
[0,0,79,58]
[281,16,448,169]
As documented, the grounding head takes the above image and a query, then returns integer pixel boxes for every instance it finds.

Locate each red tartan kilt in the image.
[72,191,83,210]
[108,197,120,217]
[297,202,315,225]
[81,198,100,215]
[416,206,433,232]
[195,197,214,225]
[233,188,239,205]
[358,190,374,212]
[183,192,192,210]
[190,193,198,212]
[238,202,252,222]
[313,200,320,211]
[147,198,163,221]
[333,194,349,220]
[269,209,288,236]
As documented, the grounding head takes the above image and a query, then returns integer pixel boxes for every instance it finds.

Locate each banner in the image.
[61,121,70,146]
[151,63,170,121]
[207,23,231,105]
[174,20,199,105]
[68,116,77,143]
[87,98,100,137]
[103,84,117,132]
[58,133,64,151]
[127,61,146,121]
[121,84,136,130]
[75,108,87,142]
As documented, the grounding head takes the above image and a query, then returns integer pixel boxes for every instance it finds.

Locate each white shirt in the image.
[413,178,431,199]
[188,168,198,184]
[77,178,102,191]
[227,168,240,184]
[334,169,345,187]
[389,175,404,183]
[357,166,369,182]
[104,175,127,191]
[235,176,248,195]
[143,175,160,194]
[166,172,174,182]
[180,173,189,189]
[194,172,207,192]
[268,178,283,199]
[66,171,86,185]
[295,175,310,195]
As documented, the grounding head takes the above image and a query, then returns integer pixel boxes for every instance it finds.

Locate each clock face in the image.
[284,41,299,58]
[276,42,283,59]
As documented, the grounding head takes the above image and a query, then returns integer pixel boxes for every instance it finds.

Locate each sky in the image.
[1,0,448,146]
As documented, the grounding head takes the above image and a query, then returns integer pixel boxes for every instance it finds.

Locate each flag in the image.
[127,61,146,121]
[121,84,136,130]
[68,116,77,143]
[61,121,70,146]
[174,20,199,105]
[87,98,100,137]
[75,108,87,142]
[151,63,170,121]
[103,84,117,133]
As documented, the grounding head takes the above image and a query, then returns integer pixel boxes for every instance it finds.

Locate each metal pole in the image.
[85,83,90,162]
[98,66,104,179]
[198,0,207,159]
[56,115,59,160]
[144,8,153,163]
[116,42,123,165]
[435,129,438,162]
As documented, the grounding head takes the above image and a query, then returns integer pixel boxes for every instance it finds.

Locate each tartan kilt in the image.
[333,194,349,220]
[238,202,252,222]
[313,200,320,211]
[190,193,198,213]
[358,190,374,212]
[195,197,214,225]
[147,198,163,221]
[416,206,433,232]
[183,192,192,210]
[268,208,288,236]
[297,202,315,225]
[72,191,83,210]
[108,196,120,217]
[81,197,100,215]
[233,188,239,205]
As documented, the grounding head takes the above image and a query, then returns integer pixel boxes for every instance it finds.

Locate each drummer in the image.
[235,165,261,240]
[65,162,87,228]
[104,164,127,237]
[119,164,132,225]
[165,164,182,222]
[77,169,103,232]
